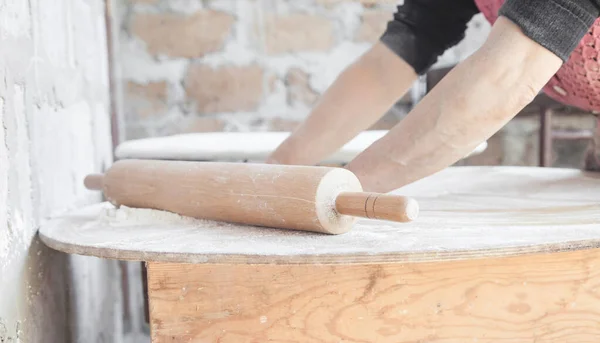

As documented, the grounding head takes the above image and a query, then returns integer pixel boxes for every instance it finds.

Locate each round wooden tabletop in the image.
[114,131,488,163]
[39,166,600,264]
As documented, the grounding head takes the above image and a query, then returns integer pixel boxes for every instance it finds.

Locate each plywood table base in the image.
[148,250,600,343]
[38,167,600,343]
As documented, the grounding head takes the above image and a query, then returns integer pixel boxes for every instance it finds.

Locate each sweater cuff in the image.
[499,0,598,61]
[380,29,441,75]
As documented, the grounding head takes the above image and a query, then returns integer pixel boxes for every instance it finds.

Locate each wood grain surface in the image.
[148,248,600,342]
[335,192,419,222]
[98,160,366,234]
[39,167,600,264]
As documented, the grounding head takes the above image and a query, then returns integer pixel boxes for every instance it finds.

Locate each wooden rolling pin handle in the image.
[84,174,104,191]
[335,192,419,222]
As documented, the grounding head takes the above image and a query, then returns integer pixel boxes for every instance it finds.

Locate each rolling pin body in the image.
[86,160,418,234]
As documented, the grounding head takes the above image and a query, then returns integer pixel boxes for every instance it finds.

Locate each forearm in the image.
[267,42,417,165]
[346,17,563,192]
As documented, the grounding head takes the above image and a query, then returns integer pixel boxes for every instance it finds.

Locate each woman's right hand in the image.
[265,42,418,166]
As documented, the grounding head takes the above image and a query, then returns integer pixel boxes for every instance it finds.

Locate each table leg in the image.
[540,108,553,167]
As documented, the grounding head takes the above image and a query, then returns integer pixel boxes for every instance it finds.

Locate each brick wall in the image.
[111,0,490,141]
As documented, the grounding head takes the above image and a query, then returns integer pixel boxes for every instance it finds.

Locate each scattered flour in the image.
[99,206,200,227]
[95,204,317,241]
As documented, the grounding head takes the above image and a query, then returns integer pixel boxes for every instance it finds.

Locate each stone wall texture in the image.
[1,0,145,342]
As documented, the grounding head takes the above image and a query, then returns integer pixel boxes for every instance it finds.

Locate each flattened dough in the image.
[115,131,488,163]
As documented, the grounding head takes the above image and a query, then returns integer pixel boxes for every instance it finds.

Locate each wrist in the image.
[345,150,397,193]
[267,132,306,165]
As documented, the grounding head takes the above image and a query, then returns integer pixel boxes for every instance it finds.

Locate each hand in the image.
[264,156,280,164]
[266,42,418,166]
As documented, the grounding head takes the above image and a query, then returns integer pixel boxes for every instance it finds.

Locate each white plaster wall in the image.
[0,0,129,341]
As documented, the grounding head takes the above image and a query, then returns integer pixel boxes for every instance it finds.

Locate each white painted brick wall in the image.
[0,0,141,342]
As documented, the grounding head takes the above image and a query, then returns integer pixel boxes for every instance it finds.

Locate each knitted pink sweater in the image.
[475,0,600,113]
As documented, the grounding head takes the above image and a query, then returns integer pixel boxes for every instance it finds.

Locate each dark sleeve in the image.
[379,0,480,75]
[499,0,600,62]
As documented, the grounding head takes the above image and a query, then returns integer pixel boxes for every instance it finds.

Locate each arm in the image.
[266,0,479,165]
[266,43,417,165]
[347,0,600,192]
[269,0,599,192]
[346,17,563,192]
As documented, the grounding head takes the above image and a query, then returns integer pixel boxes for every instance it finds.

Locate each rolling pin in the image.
[84,159,418,235]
